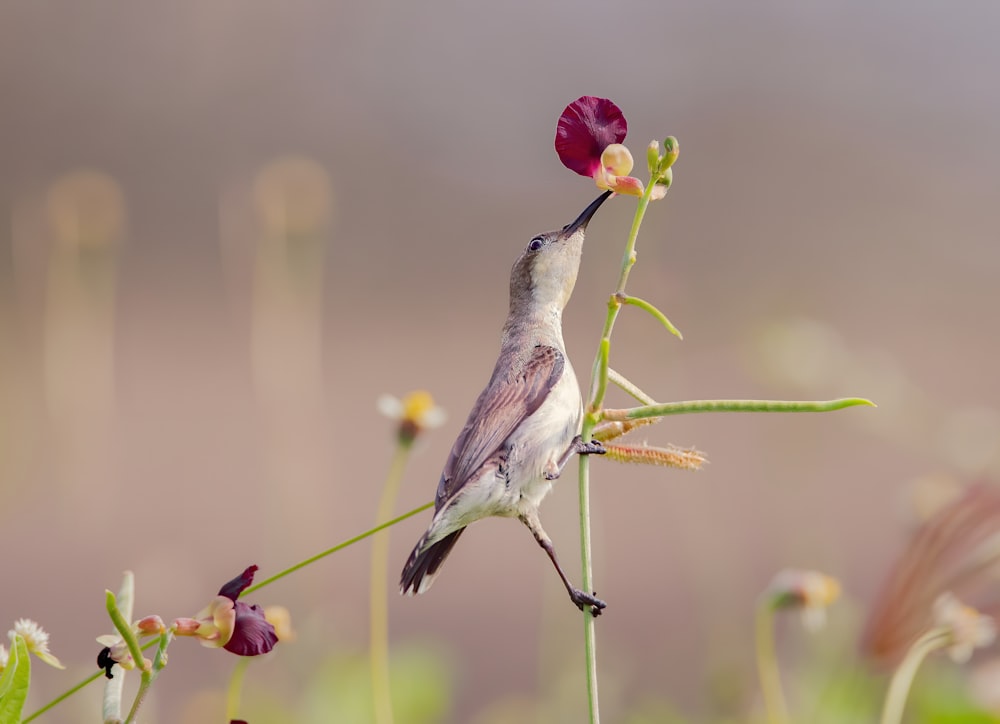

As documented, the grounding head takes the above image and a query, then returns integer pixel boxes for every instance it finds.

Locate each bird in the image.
[400,190,613,616]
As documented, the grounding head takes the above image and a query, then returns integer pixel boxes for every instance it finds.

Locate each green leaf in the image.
[0,634,31,724]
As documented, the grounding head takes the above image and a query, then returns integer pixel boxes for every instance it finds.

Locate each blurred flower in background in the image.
[863,482,1000,667]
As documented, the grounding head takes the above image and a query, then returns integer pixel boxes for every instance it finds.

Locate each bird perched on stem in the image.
[400,191,612,616]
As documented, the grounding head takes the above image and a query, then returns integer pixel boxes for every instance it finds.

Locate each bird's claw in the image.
[578,440,606,456]
[570,588,607,617]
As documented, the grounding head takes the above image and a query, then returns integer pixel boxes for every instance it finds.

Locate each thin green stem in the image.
[124,633,170,724]
[755,599,789,724]
[226,657,251,721]
[577,452,600,724]
[620,294,682,339]
[578,175,663,724]
[880,628,950,724]
[105,592,144,687]
[370,441,415,724]
[103,573,134,724]
[601,397,876,422]
[24,672,104,722]
[606,368,656,405]
[24,505,435,723]
[241,501,433,597]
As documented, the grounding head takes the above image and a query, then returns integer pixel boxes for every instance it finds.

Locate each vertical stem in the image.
[370,441,414,724]
[226,658,251,721]
[880,629,949,724]
[123,633,169,724]
[577,178,662,724]
[577,453,600,723]
[755,600,789,724]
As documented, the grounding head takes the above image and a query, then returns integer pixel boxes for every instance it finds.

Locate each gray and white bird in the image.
[400,191,612,615]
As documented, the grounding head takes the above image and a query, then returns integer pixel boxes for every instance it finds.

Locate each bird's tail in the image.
[400,528,466,596]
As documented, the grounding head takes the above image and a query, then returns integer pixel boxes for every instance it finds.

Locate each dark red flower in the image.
[173,565,278,657]
[223,601,278,656]
[219,565,258,600]
[555,96,628,177]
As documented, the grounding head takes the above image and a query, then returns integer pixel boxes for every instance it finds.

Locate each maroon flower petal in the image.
[555,96,628,177]
[223,602,278,656]
[218,565,259,601]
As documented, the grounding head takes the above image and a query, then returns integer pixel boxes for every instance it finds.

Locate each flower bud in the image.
[136,615,166,635]
[660,136,679,170]
[600,144,634,176]
[646,140,661,175]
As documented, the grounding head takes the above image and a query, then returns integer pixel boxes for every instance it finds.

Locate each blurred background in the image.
[2,1,999,721]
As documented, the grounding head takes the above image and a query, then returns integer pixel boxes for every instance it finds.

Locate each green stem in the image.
[124,633,170,724]
[23,672,104,722]
[577,452,600,724]
[241,500,433,597]
[606,368,656,405]
[105,592,144,690]
[755,599,789,724]
[620,294,682,339]
[23,505,436,723]
[587,180,658,410]
[601,397,876,422]
[226,657,251,721]
[103,573,134,724]
[880,628,950,724]
[370,441,415,724]
[578,176,663,724]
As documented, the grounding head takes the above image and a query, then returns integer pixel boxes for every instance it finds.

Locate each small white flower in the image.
[933,592,996,664]
[0,643,8,673]
[11,618,64,669]
[377,390,446,441]
[768,569,842,631]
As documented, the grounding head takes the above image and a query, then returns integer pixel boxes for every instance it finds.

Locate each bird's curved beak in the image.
[562,190,613,236]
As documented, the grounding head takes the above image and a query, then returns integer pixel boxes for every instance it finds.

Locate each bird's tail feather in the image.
[400,528,466,596]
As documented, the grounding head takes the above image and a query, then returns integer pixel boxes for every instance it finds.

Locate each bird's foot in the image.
[569,588,607,617]
[575,438,606,456]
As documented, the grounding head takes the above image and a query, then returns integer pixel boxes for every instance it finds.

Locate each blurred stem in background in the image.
[248,157,333,553]
[755,569,841,724]
[755,596,789,724]
[370,441,414,724]
[880,593,996,724]
[42,170,124,511]
[371,391,445,724]
[225,657,251,722]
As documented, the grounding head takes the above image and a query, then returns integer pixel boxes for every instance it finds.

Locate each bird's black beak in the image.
[562,190,613,236]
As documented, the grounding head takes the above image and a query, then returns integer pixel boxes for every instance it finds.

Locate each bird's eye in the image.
[528,237,544,251]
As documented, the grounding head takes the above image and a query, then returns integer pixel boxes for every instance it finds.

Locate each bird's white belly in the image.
[430,359,582,538]
[507,360,582,511]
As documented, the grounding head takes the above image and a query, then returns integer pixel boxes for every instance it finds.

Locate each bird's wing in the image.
[435,344,564,508]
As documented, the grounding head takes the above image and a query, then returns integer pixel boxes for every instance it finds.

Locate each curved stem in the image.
[370,441,414,724]
[103,573,134,724]
[755,599,789,724]
[226,657,251,721]
[880,628,950,724]
[620,294,682,339]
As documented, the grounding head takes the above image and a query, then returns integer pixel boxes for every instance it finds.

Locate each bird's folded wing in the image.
[435,345,564,507]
